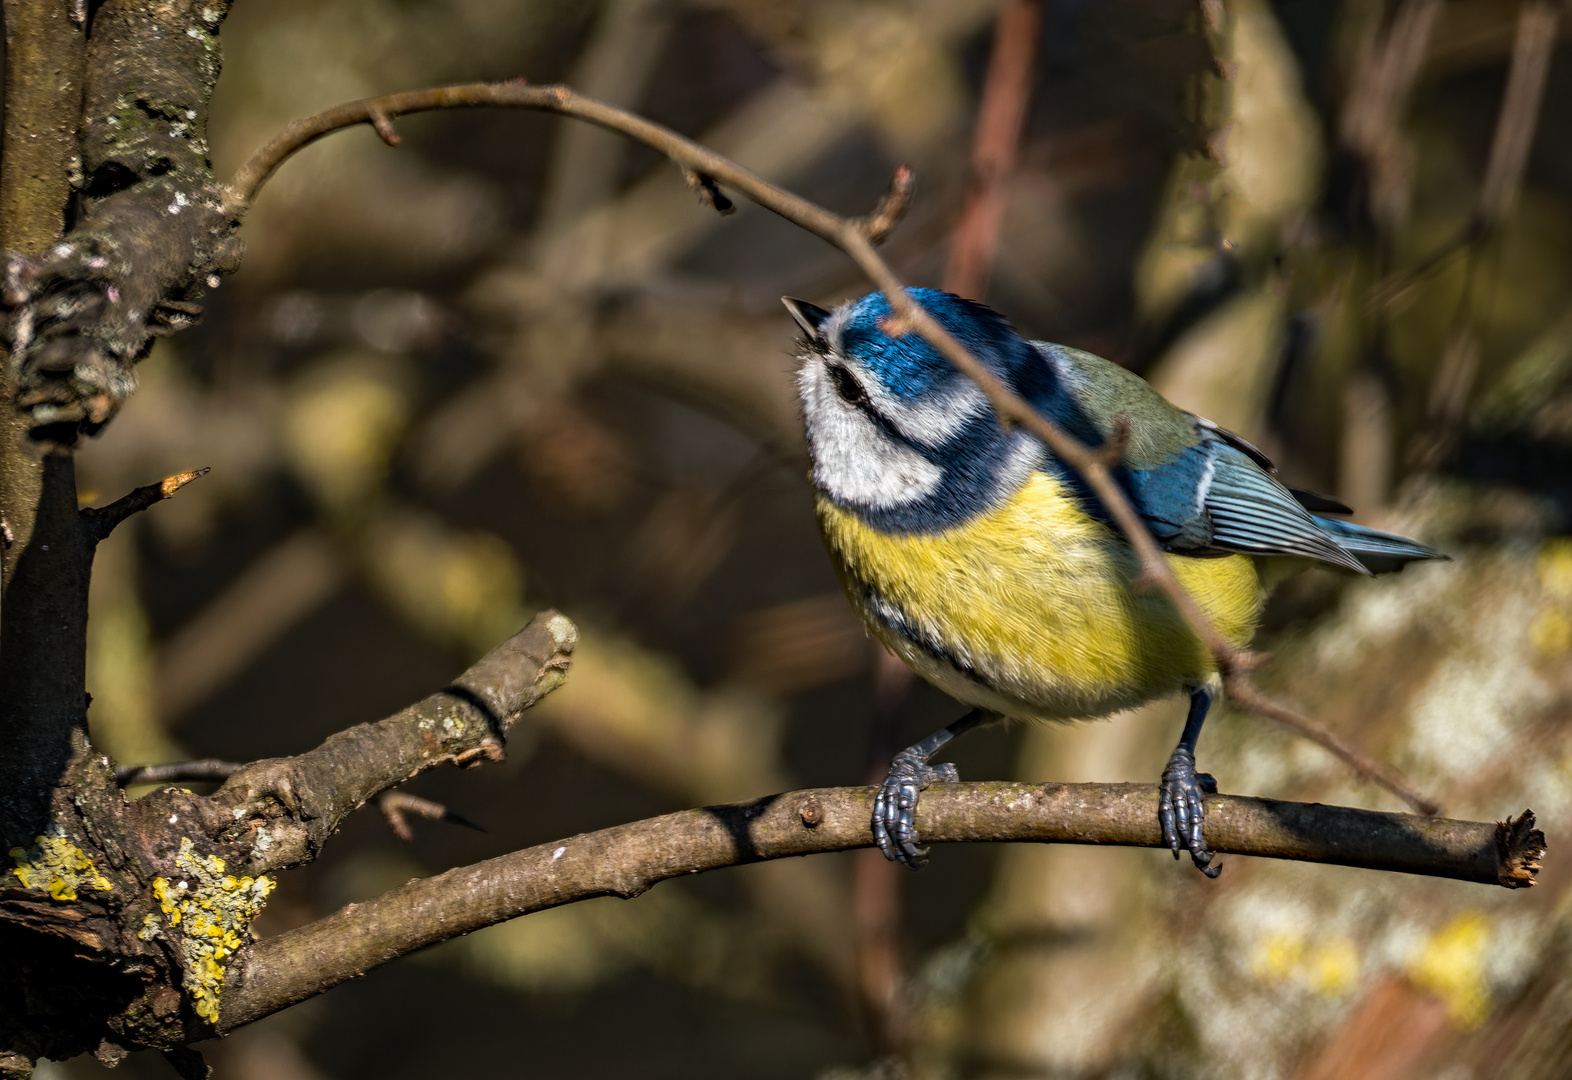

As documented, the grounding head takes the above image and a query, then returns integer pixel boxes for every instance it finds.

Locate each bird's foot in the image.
[1159,747,1220,878]
[872,746,960,870]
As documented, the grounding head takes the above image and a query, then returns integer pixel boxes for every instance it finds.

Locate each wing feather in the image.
[1201,448,1371,573]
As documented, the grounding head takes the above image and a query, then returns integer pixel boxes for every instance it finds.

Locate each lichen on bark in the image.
[140,838,275,1023]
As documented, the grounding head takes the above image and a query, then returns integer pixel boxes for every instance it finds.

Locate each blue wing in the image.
[1034,341,1440,573]
[1183,442,1372,573]
[1122,434,1445,574]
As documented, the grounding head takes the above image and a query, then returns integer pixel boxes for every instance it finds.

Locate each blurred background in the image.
[44,0,1572,1077]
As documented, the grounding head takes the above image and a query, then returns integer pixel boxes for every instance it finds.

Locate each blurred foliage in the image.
[48,0,1572,1078]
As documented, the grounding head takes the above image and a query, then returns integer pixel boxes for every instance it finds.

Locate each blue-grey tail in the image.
[1310,516,1447,574]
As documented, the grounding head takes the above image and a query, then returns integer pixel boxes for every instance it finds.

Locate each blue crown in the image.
[837,288,1044,403]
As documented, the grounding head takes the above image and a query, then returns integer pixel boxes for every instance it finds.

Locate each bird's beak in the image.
[781,297,832,341]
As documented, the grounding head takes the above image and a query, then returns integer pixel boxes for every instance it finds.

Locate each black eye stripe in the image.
[828,363,869,407]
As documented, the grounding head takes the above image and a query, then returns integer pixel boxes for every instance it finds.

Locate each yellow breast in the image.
[817,471,1262,721]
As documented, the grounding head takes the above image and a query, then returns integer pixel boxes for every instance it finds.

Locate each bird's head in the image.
[785,288,1050,527]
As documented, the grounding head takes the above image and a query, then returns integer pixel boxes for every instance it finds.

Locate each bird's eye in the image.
[828,364,870,408]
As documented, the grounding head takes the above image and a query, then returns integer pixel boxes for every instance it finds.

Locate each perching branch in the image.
[228,81,1439,814]
[210,786,1541,1034]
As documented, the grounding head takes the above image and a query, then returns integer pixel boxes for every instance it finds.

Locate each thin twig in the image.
[681,167,735,215]
[1226,682,1439,815]
[81,467,209,543]
[214,784,1541,1034]
[114,759,238,787]
[226,82,1436,814]
[861,164,915,245]
[366,105,401,147]
[378,790,485,843]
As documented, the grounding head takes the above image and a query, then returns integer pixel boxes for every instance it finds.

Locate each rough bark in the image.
[0,0,87,256]
[0,613,573,1062]
[0,0,90,773]
[6,0,240,442]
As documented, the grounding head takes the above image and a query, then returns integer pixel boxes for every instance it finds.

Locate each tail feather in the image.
[1312,516,1447,574]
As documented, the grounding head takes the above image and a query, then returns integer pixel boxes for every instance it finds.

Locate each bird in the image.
[783,287,1444,876]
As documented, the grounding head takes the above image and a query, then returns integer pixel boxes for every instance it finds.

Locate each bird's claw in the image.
[1160,747,1221,878]
[872,747,959,870]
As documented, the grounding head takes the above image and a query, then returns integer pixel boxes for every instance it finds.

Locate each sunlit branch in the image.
[215,785,1539,1033]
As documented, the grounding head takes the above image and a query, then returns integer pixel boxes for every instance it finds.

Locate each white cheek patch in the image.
[798,358,942,508]
[875,378,989,448]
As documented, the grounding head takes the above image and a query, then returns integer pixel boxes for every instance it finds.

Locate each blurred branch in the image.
[1475,0,1558,229]
[853,648,919,1056]
[213,786,1543,1034]
[231,81,1439,815]
[156,529,344,722]
[536,0,674,227]
[1339,0,1443,233]
[114,758,237,786]
[1413,1,1557,471]
[943,0,1041,298]
[1374,0,1558,312]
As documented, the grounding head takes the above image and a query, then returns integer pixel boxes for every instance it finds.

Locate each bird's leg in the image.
[873,708,987,869]
[1160,685,1221,878]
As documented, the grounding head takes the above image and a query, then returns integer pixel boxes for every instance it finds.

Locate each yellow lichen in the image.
[1538,539,1572,596]
[141,838,275,1022]
[1407,911,1493,1029]
[7,825,114,901]
[1533,541,1572,656]
[1531,608,1572,656]
[1249,930,1361,999]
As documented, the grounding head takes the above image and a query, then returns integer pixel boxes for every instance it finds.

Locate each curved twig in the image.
[225,82,1437,814]
[213,784,1540,1033]
[222,82,892,238]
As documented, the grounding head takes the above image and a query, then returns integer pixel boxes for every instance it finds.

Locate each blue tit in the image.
[783,287,1443,876]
